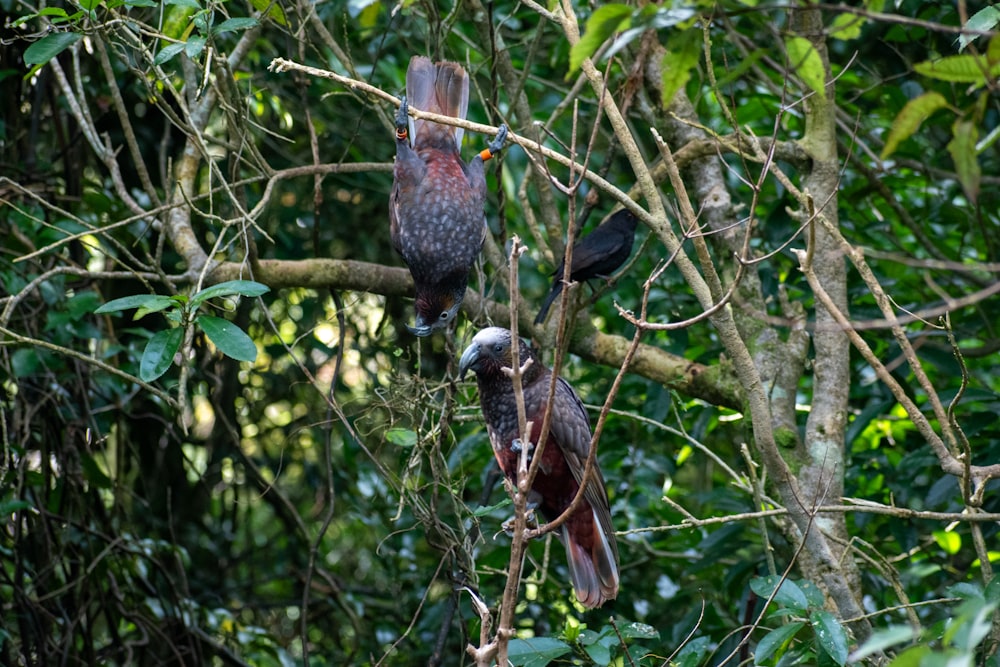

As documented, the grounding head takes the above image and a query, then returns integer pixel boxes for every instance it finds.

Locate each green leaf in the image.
[933,529,962,555]
[95,293,176,315]
[583,639,611,665]
[506,637,572,667]
[755,622,804,665]
[950,600,997,652]
[985,576,1000,604]
[798,580,826,609]
[811,610,848,666]
[37,7,70,19]
[848,625,917,662]
[471,497,512,517]
[249,0,287,25]
[23,32,83,66]
[785,36,826,99]
[958,6,1000,51]
[914,54,1000,84]
[11,348,42,376]
[135,296,183,320]
[947,119,980,204]
[0,499,34,519]
[750,576,809,612]
[569,4,633,74]
[675,636,711,667]
[213,17,259,34]
[66,291,102,319]
[615,622,659,640]
[154,42,186,65]
[887,645,931,667]
[197,315,257,362]
[190,280,270,308]
[880,91,950,159]
[385,428,417,448]
[829,12,865,41]
[185,34,206,59]
[660,30,701,108]
[140,327,183,381]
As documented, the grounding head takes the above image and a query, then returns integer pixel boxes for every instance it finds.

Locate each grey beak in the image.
[407,323,433,337]
[458,343,480,380]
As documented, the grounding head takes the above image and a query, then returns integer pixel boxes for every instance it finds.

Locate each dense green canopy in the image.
[2,0,999,665]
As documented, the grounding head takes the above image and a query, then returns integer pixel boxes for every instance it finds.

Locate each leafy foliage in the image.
[1,0,998,665]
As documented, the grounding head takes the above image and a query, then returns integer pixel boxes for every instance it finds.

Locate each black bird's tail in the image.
[534,283,563,325]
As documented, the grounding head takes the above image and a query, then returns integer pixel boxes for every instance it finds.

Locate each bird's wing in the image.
[548,378,613,520]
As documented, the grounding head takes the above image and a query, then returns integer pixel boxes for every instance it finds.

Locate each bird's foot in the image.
[395,96,409,141]
[479,124,508,162]
[511,437,535,460]
[501,497,540,536]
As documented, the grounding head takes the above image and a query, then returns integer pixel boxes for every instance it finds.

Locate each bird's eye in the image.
[439,311,450,321]
[494,343,504,353]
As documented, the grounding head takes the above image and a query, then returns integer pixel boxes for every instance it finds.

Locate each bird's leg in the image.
[395,96,409,142]
[478,124,508,162]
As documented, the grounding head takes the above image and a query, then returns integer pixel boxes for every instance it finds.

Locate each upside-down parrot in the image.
[390,56,508,336]
[535,209,638,325]
[459,327,619,608]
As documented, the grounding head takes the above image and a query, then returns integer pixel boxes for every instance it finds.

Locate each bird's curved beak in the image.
[458,343,480,380]
[407,323,434,337]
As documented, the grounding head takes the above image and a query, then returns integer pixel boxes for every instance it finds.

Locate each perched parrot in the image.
[459,327,619,608]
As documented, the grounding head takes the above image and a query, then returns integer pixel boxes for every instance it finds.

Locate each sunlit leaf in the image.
[933,529,961,555]
[880,91,950,159]
[958,6,1000,51]
[190,280,270,308]
[23,32,83,66]
[660,30,700,107]
[914,54,1000,84]
[829,12,865,41]
[249,0,287,25]
[197,315,257,362]
[785,36,826,99]
[569,4,633,74]
[140,327,183,381]
[385,428,417,448]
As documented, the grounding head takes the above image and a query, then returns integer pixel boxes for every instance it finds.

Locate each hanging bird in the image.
[390,56,508,336]
[534,209,639,325]
[459,327,619,608]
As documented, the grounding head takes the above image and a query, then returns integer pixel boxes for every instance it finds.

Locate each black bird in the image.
[534,210,638,325]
